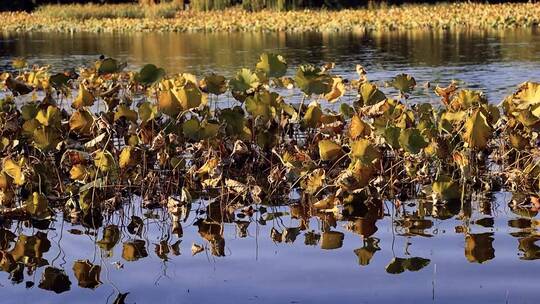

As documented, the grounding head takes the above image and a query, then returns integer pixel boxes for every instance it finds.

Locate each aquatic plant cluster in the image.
[0,53,539,223]
[2,3,540,33]
[0,53,540,296]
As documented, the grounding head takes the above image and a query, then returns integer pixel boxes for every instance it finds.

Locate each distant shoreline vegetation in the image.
[1,2,539,33]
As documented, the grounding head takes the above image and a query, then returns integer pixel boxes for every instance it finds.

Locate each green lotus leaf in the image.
[303,103,322,128]
[33,126,61,151]
[432,175,461,201]
[340,103,354,118]
[97,58,125,75]
[138,101,159,124]
[256,53,287,78]
[295,65,333,96]
[350,139,380,165]
[21,103,38,121]
[359,82,386,106]
[389,73,416,93]
[399,128,428,154]
[49,73,70,88]
[182,118,219,141]
[229,68,260,93]
[135,64,165,85]
[177,81,206,110]
[182,118,200,141]
[383,125,401,149]
[35,105,61,127]
[318,139,343,161]
[94,150,116,172]
[245,91,280,123]
[202,73,227,95]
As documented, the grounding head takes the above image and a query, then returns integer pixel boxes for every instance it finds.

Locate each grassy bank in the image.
[1,3,540,33]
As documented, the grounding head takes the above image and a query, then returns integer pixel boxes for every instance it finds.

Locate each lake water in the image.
[1,29,540,304]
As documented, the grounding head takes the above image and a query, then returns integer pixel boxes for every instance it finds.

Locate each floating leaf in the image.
[122,240,148,262]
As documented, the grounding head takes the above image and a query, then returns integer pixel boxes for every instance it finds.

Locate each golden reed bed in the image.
[1,2,540,33]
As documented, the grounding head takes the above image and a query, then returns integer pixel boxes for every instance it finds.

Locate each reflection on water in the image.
[1,29,540,101]
[1,192,540,303]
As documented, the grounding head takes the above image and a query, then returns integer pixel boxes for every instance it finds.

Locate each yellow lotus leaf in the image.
[69,109,94,135]
[3,157,25,186]
[72,84,95,109]
[463,109,492,149]
[318,140,343,161]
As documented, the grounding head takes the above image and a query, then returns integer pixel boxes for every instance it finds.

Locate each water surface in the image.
[1,29,540,304]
